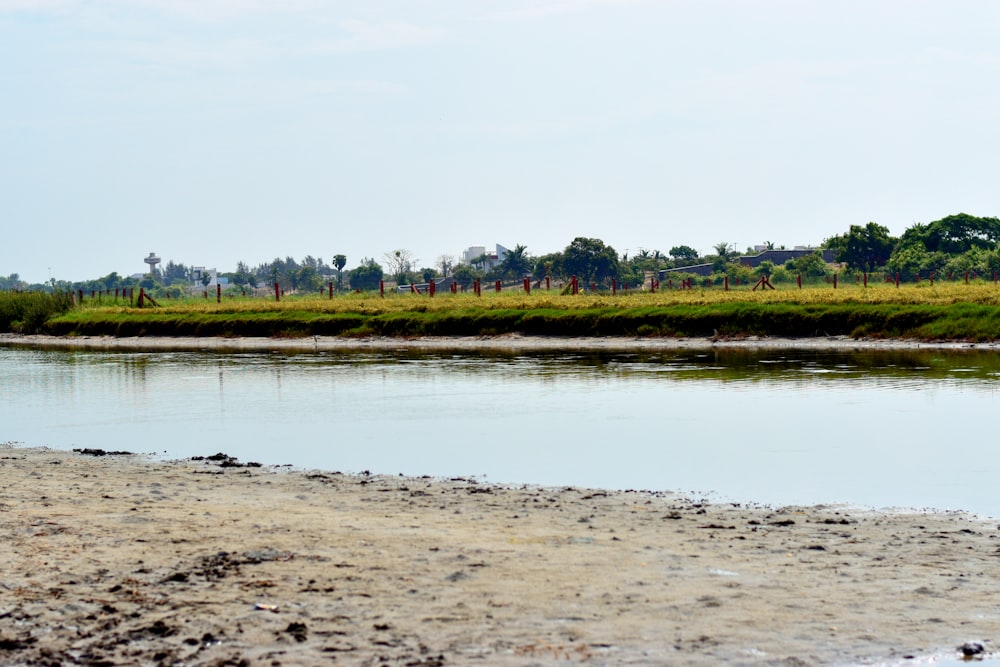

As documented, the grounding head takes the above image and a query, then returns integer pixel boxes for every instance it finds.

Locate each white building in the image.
[459,244,509,271]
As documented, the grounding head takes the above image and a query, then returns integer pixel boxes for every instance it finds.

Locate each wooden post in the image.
[863,272,868,288]
[546,276,551,291]
[797,274,802,289]
[495,280,501,294]
[217,284,221,303]
[724,276,729,291]
[379,280,385,297]
[895,272,900,288]
[523,277,530,295]
[833,274,837,289]
[329,282,333,299]
[611,278,616,295]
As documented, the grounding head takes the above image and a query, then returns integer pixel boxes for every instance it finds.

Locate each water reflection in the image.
[2,346,999,516]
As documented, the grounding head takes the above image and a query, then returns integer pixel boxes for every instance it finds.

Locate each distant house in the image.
[191,266,219,286]
[459,244,509,272]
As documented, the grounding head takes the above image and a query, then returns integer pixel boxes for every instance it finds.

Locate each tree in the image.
[561,237,619,286]
[669,245,700,264]
[332,254,347,290]
[383,249,416,285]
[349,258,383,291]
[499,244,531,279]
[436,255,454,277]
[898,213,1000,255]
[453,264,479,288]
[532,252,563,280]
[826,222,895,272]
[297,265,323,292]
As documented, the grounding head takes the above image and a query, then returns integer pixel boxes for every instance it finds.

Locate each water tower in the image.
[144,252,161,274]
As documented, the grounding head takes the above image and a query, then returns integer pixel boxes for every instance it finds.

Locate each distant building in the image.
[459,244,509,271]
[191,266,219,287]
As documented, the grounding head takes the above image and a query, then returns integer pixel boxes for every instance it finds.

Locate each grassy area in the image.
[0,291,75,334]
[29,281,1000,341]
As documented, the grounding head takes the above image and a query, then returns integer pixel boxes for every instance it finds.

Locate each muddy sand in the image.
[4,332,1000,353]
[1,447,997,666]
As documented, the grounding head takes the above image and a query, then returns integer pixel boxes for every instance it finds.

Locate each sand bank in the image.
[2,332,998,353]
[1,446,997,665]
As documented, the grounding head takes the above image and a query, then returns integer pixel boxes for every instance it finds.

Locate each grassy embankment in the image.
[0,291,75,334]
[22,281,1000,341]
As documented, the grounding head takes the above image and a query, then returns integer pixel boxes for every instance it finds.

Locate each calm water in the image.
[2,346,1000,518]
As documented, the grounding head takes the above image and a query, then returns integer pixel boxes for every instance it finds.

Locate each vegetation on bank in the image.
[0,291,74,334]
[14,282,1000,342]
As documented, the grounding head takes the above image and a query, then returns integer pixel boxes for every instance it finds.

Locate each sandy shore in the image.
[2,332,1000,353]
[1,447,997,666]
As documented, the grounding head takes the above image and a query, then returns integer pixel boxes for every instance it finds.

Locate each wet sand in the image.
[1,446,997,666]
[3,331,1000,353]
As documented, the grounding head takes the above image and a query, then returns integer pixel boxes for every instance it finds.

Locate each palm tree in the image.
[500,244,531,279]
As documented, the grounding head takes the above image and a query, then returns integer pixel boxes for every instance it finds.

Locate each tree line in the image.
[7,212,1000,294]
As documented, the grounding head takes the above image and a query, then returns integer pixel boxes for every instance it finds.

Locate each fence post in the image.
[546,276,551,291]
[895,272,900,288]
[863,272,868,288]
[524,277,530,295]
[274,282,280,301]
[329,282,333,299]
[611,278,616,295]
[724,276,729,291]
[833,274,837,289]
[495,280,501,294]
[797,274,802,289]
[217,284,221,303]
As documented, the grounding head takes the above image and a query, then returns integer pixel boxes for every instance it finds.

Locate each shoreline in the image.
[1,446,997,666]
[2,331,998,353]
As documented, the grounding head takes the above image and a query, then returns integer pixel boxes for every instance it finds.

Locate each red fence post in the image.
[797,274,802,289]
[895,272,900,288]
[523,277,530,295]
[611,278,617,295]
[863,272,868,288]
[429,279,436,297]
[217,284,221,303]
[379,280,385,297]
[329,282,333,299]
[724,276,729,291]
[833,274,837,289]
[495,280,501,294]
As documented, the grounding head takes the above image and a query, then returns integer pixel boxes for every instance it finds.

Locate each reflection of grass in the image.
[41,283,1000,341]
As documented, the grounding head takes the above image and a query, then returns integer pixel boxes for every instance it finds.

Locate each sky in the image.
[3,0,1000,284]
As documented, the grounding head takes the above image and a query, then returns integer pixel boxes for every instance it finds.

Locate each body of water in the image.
[2,346,999,517]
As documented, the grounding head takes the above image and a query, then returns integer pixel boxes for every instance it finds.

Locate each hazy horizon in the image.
[4,1,999,284]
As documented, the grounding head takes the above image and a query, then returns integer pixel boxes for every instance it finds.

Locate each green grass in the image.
[0,291,75,334]
[10,281,1000,340]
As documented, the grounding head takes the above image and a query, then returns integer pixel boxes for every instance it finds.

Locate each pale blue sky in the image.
[3,0,999,283]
